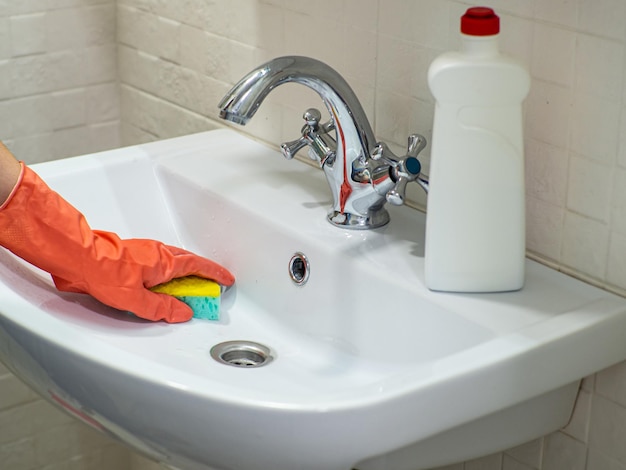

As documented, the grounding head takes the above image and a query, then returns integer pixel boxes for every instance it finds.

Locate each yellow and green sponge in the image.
[150,275,221,320]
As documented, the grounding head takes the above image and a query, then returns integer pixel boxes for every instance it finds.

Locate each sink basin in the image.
[1,129,626,470]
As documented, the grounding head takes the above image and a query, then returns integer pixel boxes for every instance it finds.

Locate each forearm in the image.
[0,142,23,205]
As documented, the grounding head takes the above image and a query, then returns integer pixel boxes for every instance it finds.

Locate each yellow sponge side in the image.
[150,276,220,297]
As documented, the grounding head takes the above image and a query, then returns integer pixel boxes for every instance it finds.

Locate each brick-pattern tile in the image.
[0,1,120,163]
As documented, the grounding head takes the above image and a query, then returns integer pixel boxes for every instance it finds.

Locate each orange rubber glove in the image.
[0,163,235,323]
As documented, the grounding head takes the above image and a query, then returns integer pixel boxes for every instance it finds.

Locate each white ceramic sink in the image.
[1,129,626,470]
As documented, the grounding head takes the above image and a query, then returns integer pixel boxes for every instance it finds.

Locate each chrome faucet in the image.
[218,56,428,229]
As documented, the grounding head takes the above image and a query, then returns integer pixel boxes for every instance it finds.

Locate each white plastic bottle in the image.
[425,7,530,292]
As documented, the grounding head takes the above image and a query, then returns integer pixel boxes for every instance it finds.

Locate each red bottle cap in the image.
[461,7,500,36]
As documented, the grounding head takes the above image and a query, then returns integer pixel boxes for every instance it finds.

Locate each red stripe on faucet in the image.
[332,108,352,214]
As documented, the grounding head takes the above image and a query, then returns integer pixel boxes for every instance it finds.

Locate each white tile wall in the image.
[0,0,120,164]
[130,454,169,470]
[0,362,130,470]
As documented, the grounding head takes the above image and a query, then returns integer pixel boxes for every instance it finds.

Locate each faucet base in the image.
[327,209,390,230]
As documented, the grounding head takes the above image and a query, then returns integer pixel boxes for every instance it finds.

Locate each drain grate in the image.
[210,341,273,368]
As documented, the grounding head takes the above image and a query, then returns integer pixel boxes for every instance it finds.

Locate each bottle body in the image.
[425,35,530,292]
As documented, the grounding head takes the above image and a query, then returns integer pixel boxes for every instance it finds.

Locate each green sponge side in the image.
[176,295,220,320]
[150,276,221,321]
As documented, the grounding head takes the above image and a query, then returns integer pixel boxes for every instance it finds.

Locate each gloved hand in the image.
[0,163,235,323]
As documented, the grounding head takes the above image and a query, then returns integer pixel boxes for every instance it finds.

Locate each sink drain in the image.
[210,341,273,368]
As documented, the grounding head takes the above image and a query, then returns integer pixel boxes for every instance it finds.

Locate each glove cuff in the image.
[0,161,25,211]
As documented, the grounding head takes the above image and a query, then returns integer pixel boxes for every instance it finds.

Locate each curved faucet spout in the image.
[218,56,427,229]
[218,56,376,155]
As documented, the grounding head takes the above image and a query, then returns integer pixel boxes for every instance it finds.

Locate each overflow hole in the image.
[288,252,310,286]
